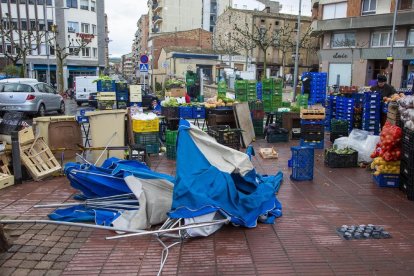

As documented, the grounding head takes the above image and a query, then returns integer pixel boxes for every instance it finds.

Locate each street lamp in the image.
[293,0,303,98]
[44,5,69,85]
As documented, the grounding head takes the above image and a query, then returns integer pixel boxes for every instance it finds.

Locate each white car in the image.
[0,79,64,117]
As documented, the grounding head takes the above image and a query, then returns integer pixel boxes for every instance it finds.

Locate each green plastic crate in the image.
[145,143,160,154]
[165,130,178,145]
[235,80,247,91]
[249,101,263,111]
[296,94,309,108]
[236,94,248,102]
[282,101,291,107]
[166,144,176,160]
[262,79,274,91]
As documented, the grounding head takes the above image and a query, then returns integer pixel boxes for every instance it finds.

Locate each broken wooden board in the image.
[259,147,279,159]
[233,102,255,148]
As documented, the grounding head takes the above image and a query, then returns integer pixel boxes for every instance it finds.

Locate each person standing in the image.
[370,75,396,127]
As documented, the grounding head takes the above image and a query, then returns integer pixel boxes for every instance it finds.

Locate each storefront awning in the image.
[67,66,98,72]
[33,65,57,70]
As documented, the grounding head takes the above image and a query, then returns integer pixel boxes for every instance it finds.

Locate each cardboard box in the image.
[166,88,186,97]
[130,94,142,102]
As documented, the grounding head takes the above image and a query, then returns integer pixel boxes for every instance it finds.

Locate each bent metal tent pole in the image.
[34,200,139,209]
[106,219,230,240]
[0,220,179,239]
[94,132,118,166]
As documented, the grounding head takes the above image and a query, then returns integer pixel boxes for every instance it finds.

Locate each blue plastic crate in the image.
[192,106,206,119]
[363,113,381,120]
[300,139,324,149]
[364,92,381,99]
[179,106,193,119]
[301,119,325,125]
[116,92,129,101]
[290,146,314,181]
[373,174,400,188]
[97,80,116,92]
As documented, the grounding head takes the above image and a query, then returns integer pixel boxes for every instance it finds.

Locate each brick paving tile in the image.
[27,270,47,276]
[2,139,414,275]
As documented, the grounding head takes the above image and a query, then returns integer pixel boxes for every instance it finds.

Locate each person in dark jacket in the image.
[370,75,396,100]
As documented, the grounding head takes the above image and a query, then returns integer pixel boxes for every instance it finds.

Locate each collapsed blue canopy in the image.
[64,157,175,198]
[168,120,283,228]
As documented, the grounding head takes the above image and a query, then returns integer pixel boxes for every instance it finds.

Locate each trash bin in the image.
[86,110,126,166]
[33,116,76,145]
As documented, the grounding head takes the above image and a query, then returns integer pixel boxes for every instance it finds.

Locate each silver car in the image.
[0,79,65,117]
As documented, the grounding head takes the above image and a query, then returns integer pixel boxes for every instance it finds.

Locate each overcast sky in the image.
[105,0,311,58]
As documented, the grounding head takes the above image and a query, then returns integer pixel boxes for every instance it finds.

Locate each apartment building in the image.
[132,14,149,82]
[311,0,414,88]
[121,52,134,81]
[214,8,318,78]
[148,0,232,34]
[0,0,107,89]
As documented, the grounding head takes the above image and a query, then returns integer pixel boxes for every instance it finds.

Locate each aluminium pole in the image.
[43,2,50,84]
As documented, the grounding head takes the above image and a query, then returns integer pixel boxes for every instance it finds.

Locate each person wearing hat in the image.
[370,75,396,100]
[370,75,396,127]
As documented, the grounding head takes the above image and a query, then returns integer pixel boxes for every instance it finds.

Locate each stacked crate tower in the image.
[262,79,283,112]
[300,118,325,149]
[325,95,337,130]
[133,118,160,155]
[165,130,178,160]
[247,80,257,101]
[249,101,265,138]
[362,92,381,135]
[217,81,227,99]
[301,72,327,105]
[335,96,354,133]
[115,82,129,109]
[400,129,414,200]
[97,80,116,110]
[235,80,248,102]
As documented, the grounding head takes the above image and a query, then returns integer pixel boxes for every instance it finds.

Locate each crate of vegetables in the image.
[207,125,242,150]
[324,147,358,168]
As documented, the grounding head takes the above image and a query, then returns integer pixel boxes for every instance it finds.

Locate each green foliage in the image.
[3,65,20,77]
[165,78,186,90]
[92,74,112,83]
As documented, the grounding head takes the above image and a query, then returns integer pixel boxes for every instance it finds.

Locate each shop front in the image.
[66,66,99,89]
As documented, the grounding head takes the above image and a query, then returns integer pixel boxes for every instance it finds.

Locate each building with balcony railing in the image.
[311,0,414,88]
[0,0,107,89]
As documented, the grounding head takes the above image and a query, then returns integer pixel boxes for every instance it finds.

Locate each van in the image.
[74,76,99,106]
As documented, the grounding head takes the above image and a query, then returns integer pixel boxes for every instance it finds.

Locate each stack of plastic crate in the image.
[165,130,178,160]
[296,94,309,109]
[299,119,325,149]
[262,79,282,112]
[305,72,327,105]
[115,82,129,109]
[336,96,354,133]
[362,92,381,135]
[400,128,414,200]
[324,95,337,130]
[249,101,265,138]
[330,119,349,143]
[217,81,227,99]
[235,80,248,102]
[352,93,364,129]
[247,80,257,101]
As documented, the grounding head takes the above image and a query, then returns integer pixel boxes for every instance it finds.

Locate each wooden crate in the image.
[18,127,35,145]
[0,173,14,190]
[20,137,61,181]
[97,92,116,101]
[0,153,11,175]
[300,108,326,119]
[259,147,278,159]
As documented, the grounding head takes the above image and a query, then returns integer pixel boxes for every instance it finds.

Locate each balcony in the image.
[311,10,414,33]
[152,1,162,12]
[152,15,163,24]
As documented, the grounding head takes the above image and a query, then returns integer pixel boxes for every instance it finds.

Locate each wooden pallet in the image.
[259,147,278,159]
[20,137,61,181]
[300,108,326,120]
[0,173,14,190]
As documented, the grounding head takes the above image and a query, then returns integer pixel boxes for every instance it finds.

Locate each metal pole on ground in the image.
[293,0,303,99]
[11,131,22,184]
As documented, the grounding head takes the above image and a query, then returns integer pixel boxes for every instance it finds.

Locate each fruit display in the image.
[204,96,236,108]
[398,95,414,130]
[383,93,406,103]
[370,157,400,175]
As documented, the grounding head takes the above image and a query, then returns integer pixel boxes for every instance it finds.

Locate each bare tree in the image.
[215,33,241,69]
[332,38,368,85]
[232,32,256,72]
[0,16,45,77]
[234,22,275,79]
[48,32,92,92]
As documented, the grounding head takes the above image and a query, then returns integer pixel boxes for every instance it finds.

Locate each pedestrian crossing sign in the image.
[139,64,149,72]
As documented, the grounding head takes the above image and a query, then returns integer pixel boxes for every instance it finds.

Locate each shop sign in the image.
[76,33,95,42]
[333,52,348,59]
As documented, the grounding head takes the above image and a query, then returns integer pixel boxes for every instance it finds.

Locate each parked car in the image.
[0,79,65,117]
[74,76,99,106]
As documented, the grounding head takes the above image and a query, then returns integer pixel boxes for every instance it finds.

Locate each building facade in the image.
[148,0,232,35]
[121,52,134,81]
[214,8,318,79]
[132,14,149,83]
[311,0,414,88]
[0,0,107,89]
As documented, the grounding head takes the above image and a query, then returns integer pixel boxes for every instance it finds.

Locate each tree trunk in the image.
[22,54,27,78]
[57,57,64,93]
[281,50,286,81]
[262,48,267,80]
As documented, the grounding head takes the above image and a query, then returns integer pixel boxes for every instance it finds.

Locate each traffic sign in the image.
[140,55,149,64]
[139,64,149,72]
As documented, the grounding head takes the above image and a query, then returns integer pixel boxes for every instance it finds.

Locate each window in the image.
[67,21,79,33]
[35,84,46,92]
[39,44,46,55]
[371,30,392,47]
[29,0,35,4]
[6,45,15,55]
[31,44,38,55]
[21,19,27,30]
[80,0,89,10]
[331,33,356,48]
[30,20,36,30]
[93,47,97,58]
[362,0,376,15]
[50,45,55,55]
[408,29,414,46]
[20,0,27,3]
[81,23,89,33]
[66,0,77,8]
[47,20,53,30]
[11,19,18,30]
[37,0,44,4]
[38,19,45,31]
[4,84,35,93]
[92,24,96,35]
[91,0,95,11]
[0,44,3,54]
[46,0,52,6]
[323,2,347,19]
[69,47,79,56]
[82,47,90,57]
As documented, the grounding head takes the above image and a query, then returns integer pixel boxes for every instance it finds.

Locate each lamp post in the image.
[388,0,399,83]
[293,0,303,98]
